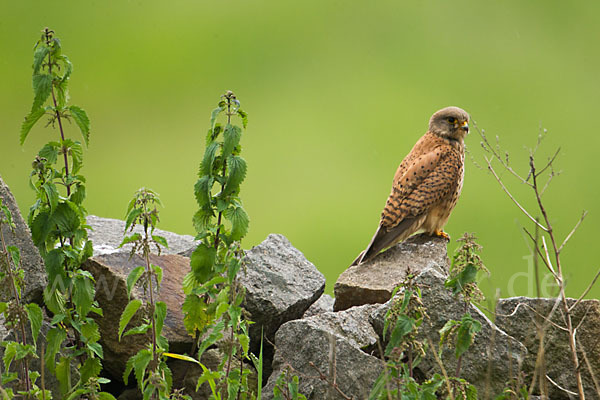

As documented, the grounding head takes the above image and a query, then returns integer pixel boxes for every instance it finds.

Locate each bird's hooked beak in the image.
[460,120,469,134]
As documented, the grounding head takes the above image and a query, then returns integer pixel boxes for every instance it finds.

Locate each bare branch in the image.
[569,267,600,312]
[535,147,561,178]
[559,211,588,254]
[522,228,558,278]
[485,157,548,232]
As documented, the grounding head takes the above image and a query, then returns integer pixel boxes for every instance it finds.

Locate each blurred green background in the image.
[1,1,599,301]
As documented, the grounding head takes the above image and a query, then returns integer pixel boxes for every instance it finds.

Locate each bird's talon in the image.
[433,230,450,240]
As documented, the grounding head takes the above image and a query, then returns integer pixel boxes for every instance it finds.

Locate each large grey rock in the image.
[87,215,198,257]
[371,268,527,398]
[84,252,192,381]
[496,297,600,399]
[264,304,383,399]
[240,234,326,345]
[0,175,47,304]
[334,234,449,311]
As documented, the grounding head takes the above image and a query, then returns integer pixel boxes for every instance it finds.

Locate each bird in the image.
[351,106,469,266]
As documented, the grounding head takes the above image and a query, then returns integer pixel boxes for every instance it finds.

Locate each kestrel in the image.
[351,106,469,266]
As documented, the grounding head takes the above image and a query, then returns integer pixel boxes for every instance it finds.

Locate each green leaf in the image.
[32,74,53,111]
[25,303,43,346]
[68,105,90,146]
[119,299,142,340]
[124,349,152,389]
[81,320,101,343]
[154,301,167,338]
[151,264,163,288]
[455,313,481,358]
[33,45,50,74]
[2,342,16,371]
[41,182,59,213]
[126,265,145,298]
[192,208,213,232]
[20,107,46,145]
[70,183,86,205]
[44,326,66,374]
[190,244,217,283]
[199,141,219,176]
[223,124,242,157]
[385,314,415,356]
[53,202,81,238]
[151,235,168,249]
[194,176,214,209]
[123,324,150,337]
[87,341,104,358]
[97,393,117,400]
[38,141,60,163]
[209,106,224,133]
[73,274,94,317]
[223,155,247,196]
[445,263,478,296]
[225,206,249,241]
[124,208,142,232]
[80,357,102,384]
[56,356,71,395]
[237,108,248,129]
[182,294,205,334]
[0,302,7,315]
[6,246,20,270]
[163,353,200,364]
[119,233,142,249]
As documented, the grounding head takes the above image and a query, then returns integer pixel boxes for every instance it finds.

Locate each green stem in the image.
[45,29,70,197]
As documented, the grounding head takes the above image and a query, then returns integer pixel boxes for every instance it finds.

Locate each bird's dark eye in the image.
[447,117,456,124]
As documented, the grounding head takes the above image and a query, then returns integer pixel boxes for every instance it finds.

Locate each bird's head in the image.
[428,106,469,142]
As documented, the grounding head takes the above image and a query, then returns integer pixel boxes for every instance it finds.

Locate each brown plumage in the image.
[351,106,469,266]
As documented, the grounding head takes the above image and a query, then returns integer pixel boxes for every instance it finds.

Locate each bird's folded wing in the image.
[381,147,461,229]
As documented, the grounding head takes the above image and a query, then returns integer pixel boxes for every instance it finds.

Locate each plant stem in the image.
[213,95,232,251]
[530,156,585,399]
[44,29,70,197]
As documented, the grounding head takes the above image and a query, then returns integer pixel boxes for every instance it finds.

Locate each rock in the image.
[303,294,334,318]
[240,234,326,347]
[334,234,449,311]
[86,215,198,257]
[0,175,47,304]
[84,252,192,381]
[496,297,600,399]
[263,304,383,400]
[170,348,223,399]
[371,267,527,398]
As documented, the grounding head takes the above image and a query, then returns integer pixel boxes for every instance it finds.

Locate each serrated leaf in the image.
[25,303,43,346]
[126,349,152,389]
[200,141,219,176]
[68,105,90,146]
[33,45,50,74]
[56,356,71,394]
[80,357,102,384]
[41,182,59,213]
[70,183,86,205]
[126,265,145,298]
[6,246,20,270]
[30,210,54,251]
[194,176,214,209]
[151,235,168,249]
[385,314,415,356]
[190,244,216,283]
[45,327,67,374]
[222,124,242,157]
[192,208,214,233]
[38,141,60,163]
[73,274,94,317]
[119,299,142,341]
[32,74,53,111]
[81,320,101,343]
[154,301,167,338]
[151,264,163,288]
[53,202,81,238]
[2,342,16,371]
[455,313,481,358]
[225,206,249,241]
[20,107,47,145]
[445,263,478,295]
[87,341,104,358]
[223,155,247,196]
[123,324,150,337]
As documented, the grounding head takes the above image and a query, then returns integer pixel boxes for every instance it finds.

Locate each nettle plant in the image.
[21,28,112,398]
[181,91,255,398]
[0,198,46,399]
[117,188,184,400]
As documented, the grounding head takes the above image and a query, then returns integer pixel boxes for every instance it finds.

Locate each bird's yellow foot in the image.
[432,230,451,240]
